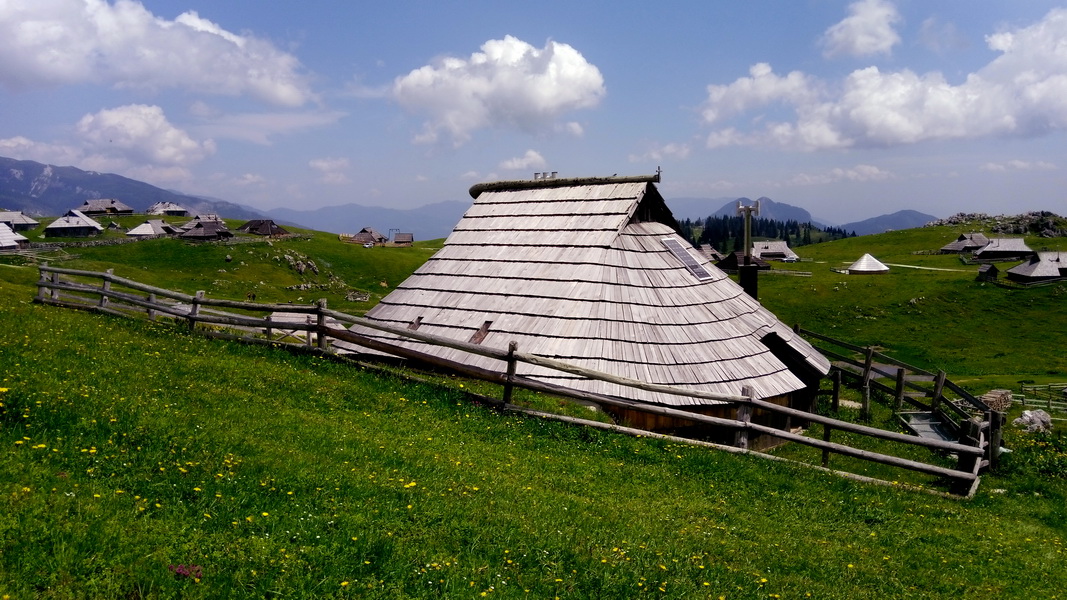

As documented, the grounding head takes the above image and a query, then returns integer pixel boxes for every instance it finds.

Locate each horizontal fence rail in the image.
[35,265,991,496]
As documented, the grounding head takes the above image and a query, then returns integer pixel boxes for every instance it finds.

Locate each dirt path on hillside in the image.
[883,263,970,272]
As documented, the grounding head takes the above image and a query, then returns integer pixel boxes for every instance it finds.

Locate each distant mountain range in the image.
[266,202,469,242]
[837,210,939,236]
[0,156,260,221]
[0,156,937,240]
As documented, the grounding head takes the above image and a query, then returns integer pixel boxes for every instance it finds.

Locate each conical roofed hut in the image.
[847,253,889,274]
[350,174,829,443]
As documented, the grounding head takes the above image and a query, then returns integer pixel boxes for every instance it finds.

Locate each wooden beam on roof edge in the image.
[468,173,661,198]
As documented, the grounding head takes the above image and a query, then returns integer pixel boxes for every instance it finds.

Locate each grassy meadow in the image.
[1,222,1066,598]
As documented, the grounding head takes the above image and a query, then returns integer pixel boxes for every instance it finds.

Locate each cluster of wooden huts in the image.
[941,232,1064,283]
[339,227,415,247]
[0,198,292,249]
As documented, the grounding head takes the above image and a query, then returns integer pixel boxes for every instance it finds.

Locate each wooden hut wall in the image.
[603,393,795,450]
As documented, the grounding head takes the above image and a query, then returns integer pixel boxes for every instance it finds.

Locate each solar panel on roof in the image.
[662,238,713,281]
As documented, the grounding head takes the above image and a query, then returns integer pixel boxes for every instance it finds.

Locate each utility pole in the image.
[737,199,760,299]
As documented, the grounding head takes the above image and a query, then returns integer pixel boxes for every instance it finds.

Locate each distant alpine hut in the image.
[44,210,104,238]
[179,220,232,241]
[179,214,224,231]
[146,202,188,217]
[752,241,799,262]
[846,253,889,274]
[940,232,989,254]
[715,251,771,272]
[696,244,725,262]
[974,238,1035,261]
[126,219,180,238]
[77,198,134,215]
[360,227,389,244]
[0,210,40,231]
[349,174,830,448]
[392,232,414,246]
[237,219,290,236]
[1006,252,1067,283]
[976,263,999,282]
[0,223,28,250]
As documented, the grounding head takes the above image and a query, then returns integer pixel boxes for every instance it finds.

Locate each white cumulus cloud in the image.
[980,159,1056,173]
[789,164,893,186]
[309,157,351,184]
[629,142,691,163]
[76,104,215,166]
[392,35,605,145]
[820,0,902,58]
[702,8,1067,151]
[0,0,312,106]
[499,149,546,171]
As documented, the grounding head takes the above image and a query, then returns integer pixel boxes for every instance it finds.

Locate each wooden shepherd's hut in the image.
[349,174,830,447]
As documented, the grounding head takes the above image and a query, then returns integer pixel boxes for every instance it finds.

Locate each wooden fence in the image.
[1019,383,1067,414]
[35,265,992,497]
[796,326,1003,477]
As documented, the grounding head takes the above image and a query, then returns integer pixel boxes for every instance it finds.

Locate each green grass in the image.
[758,224,1067,391]
[2,225,1067,598]
[20,224,442,315]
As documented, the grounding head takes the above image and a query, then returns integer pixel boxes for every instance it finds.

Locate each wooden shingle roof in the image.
[940,232,989,253]
[1007,252,1067,281]
[974,237,1034,258]
[78,198,134,214]
[351,175,829,406]
[0,223,28,249]
[0,211,40,230]
[45,210,103,232]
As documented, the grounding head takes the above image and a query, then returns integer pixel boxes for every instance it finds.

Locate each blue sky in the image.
[2,0,1067,223]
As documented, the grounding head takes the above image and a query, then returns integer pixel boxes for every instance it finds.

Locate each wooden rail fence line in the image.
[35,265,991,497]
[795,325,1004,479]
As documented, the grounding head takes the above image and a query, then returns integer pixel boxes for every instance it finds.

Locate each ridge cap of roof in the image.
[468,173,660,199]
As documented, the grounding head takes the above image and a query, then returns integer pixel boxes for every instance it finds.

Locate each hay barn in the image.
[350,174,830,447]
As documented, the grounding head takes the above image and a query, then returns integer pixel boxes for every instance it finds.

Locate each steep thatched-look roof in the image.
[351,175,829,406]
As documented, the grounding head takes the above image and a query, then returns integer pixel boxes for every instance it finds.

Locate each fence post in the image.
[37,264,49,301]
[188,290,204,331]
[50,269,60,301]
[861,384,871,422]
[734,385,754,450]
[931,370,947,412]
[305,314,314,347]
[265,314,273,341]
[832,369,841,412]
[822,424,832,467]
[316,299,328,351]
[862,346,875,385]
[502,341,518,406]
[894,367,906,412]
[99,268,113,308]
[147,293,157,320]
[988,410,1004,471]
